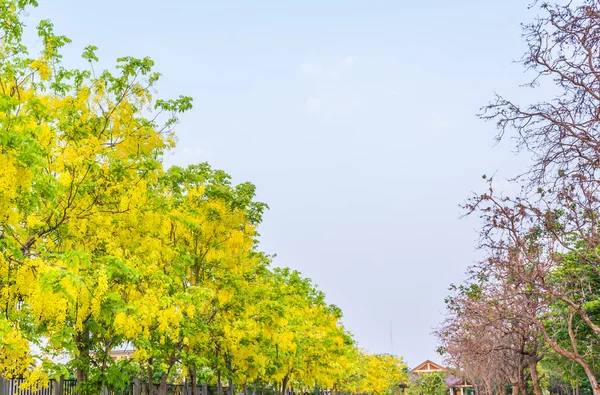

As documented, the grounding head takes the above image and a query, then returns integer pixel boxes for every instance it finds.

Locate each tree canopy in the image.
[0,2,407,395]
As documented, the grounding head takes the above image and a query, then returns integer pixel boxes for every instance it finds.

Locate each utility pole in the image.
[390,322,394,355]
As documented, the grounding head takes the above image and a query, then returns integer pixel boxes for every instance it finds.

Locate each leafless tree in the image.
[463,184,600,394]
[437,262,544,395]
[481,0,600,187]
[467,2,600,393]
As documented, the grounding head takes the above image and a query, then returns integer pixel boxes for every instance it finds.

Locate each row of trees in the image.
[0,1,406,394]
[438,1,600,395]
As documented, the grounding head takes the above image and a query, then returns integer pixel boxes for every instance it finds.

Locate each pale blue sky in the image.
[26,0,539,367]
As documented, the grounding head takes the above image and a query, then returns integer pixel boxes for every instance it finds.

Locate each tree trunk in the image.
[574,357,600,395]
[483,379,492,395]
[528,359,543,395]
[190,367,197,395]
[158,375,168,395]
[280,375,290,395]
[228,377,234,395]
[510,381,519,395]
[75,331,90,395]
[517,369,527,395]
[217,370,223,395]
[147,364,155,395]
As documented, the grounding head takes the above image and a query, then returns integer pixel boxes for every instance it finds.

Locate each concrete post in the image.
[0,377,8,395]
[53,376,64,395]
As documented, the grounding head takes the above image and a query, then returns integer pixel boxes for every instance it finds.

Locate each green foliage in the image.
[407,372,446,395]
[0,2,407,395]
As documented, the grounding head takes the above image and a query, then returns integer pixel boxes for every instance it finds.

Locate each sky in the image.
[24,0,544,368]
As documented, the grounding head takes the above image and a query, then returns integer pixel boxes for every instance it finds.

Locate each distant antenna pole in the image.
[390,322,394,355]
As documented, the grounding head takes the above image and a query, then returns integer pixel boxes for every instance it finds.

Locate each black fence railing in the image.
[0,379,218,395]
[61,380,77,395]
[148,385,202,395]
[0,379,317,395]
[139,384,217,395]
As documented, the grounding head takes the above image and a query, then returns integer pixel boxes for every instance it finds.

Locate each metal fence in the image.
[0,377,340,395]
[61,381,76,395]
[138,384,212,395]
[0,378,215,395]
[148,385,203,395]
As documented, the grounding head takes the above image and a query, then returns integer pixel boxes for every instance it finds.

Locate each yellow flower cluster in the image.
[30,58,52,80]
